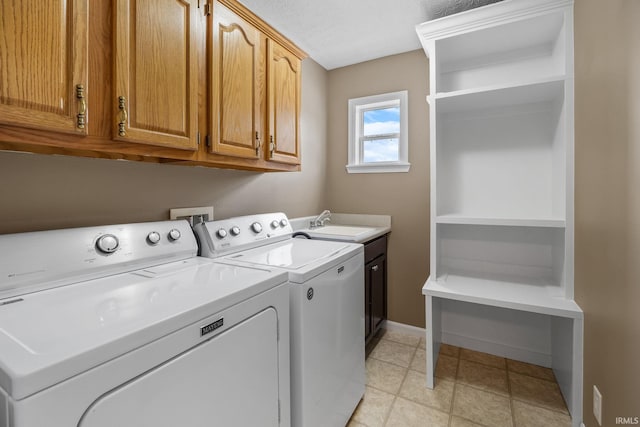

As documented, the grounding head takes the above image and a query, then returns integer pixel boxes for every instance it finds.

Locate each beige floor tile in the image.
[507,359,556,382]
[366,358,407,394]
[410,347,426,374]
[419,336,426,349]
[399,370,454,412]
[385,397,450,427]
[459,348,506,369]
[457,359,509,396]
[509,372,569,414]
[350,386,395,427]
[452,384,513,427]
[360,339,571,427]
[450,416,487,427]
[440,343,461,357]
[512,400,572,427]
[369,339,416,368]
[435,354,458,380]
[382,329,421,347]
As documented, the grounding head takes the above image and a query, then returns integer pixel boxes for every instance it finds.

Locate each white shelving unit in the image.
[416,1,583,425]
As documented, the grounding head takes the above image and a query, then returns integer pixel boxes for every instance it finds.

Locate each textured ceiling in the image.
[238,0,503,70]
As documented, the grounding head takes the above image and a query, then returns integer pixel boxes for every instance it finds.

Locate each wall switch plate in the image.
[593,385,603,426]
[169,206,214,225]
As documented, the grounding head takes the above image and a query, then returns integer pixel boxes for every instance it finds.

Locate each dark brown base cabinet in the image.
[364,234,388,346]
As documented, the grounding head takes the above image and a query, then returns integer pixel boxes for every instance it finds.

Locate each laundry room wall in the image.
[326,50,431,329]
[0,58,329,234]
[574,0,640,424]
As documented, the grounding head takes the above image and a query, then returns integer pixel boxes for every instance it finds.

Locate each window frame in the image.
[347,90,410,174]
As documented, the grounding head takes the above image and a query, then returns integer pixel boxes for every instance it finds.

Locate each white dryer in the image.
[194,213,365,427]
[0,220,290,427]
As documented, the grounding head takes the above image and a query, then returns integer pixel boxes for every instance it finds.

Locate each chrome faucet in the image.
[310,210,331,228]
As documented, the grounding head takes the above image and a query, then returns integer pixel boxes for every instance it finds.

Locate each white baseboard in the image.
[384,320,426,337]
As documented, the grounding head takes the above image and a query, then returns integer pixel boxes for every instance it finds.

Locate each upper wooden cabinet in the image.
[267,40,301,165]
[209,1,263,159]
[0,0,305,170]
[113,0,199,151]
[0,0,88,135]
[208,0,305,166]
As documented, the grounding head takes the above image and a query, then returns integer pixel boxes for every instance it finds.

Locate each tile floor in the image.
[348,329,572,427]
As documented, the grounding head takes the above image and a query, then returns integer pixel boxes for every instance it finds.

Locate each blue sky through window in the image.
[363,107,400,136]
[362,106,400,162]
[363,139,399,162]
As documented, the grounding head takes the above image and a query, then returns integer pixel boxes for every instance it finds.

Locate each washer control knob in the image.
[147,231,161,245]
[270,220,279,229]
[230,226,241,236]
[96,234,119,254]
[280,219,288,227]
[216,228,228,239]
[168,229,181,241]
[251,222,263,233]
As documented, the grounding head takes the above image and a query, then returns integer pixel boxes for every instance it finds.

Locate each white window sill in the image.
[346,162,411,174]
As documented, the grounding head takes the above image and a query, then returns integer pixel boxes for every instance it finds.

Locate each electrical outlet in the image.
[593,385,603,426]
[169,206,214,225]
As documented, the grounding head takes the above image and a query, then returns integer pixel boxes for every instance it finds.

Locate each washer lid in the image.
[220,238,363,282]
[0,258,287,400]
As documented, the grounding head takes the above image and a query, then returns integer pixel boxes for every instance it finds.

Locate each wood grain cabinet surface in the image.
[209,1,263,159]
[0,0,89,135]
[0,0,306,171]
[113,0,199,151]
[267,41,301,165]
[208,0,303,166]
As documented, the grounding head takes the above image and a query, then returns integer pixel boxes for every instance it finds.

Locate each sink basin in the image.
[304,225,376,242]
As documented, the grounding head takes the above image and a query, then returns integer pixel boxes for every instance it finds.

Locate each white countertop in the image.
[290,213,391,243]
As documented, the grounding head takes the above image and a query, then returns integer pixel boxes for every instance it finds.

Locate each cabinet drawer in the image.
[364,235,387,264]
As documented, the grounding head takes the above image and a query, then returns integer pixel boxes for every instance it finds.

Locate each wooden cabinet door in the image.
[267,40,301,165]
[209,1,263,159]
[113,0,198,150]
[365,255,386,343]
[370,255,387,334]
[364,264,372,342]
[0,0,88,134]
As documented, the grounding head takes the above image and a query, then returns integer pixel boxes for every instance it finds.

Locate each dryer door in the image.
[79,308,280,427]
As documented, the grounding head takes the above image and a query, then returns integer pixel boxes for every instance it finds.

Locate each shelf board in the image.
[436,215,566,228]
[428,76,566,112]
[422,274,582,319]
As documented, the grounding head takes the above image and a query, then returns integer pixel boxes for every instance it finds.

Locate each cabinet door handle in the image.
[76,84,86,129]
[269,135,275,157]
[118,96,128,137]
[372,265,379,272]
[255,132,261,156]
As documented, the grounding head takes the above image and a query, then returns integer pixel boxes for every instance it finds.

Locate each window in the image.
[347,90,410,173]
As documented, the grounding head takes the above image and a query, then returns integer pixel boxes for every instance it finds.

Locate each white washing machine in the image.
[0,220,291,427]
[193,213,365,427]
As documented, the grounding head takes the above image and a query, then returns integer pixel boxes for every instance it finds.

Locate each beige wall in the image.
[326,50,430,328]
[574,0,640,425]
[0,58,329,234]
